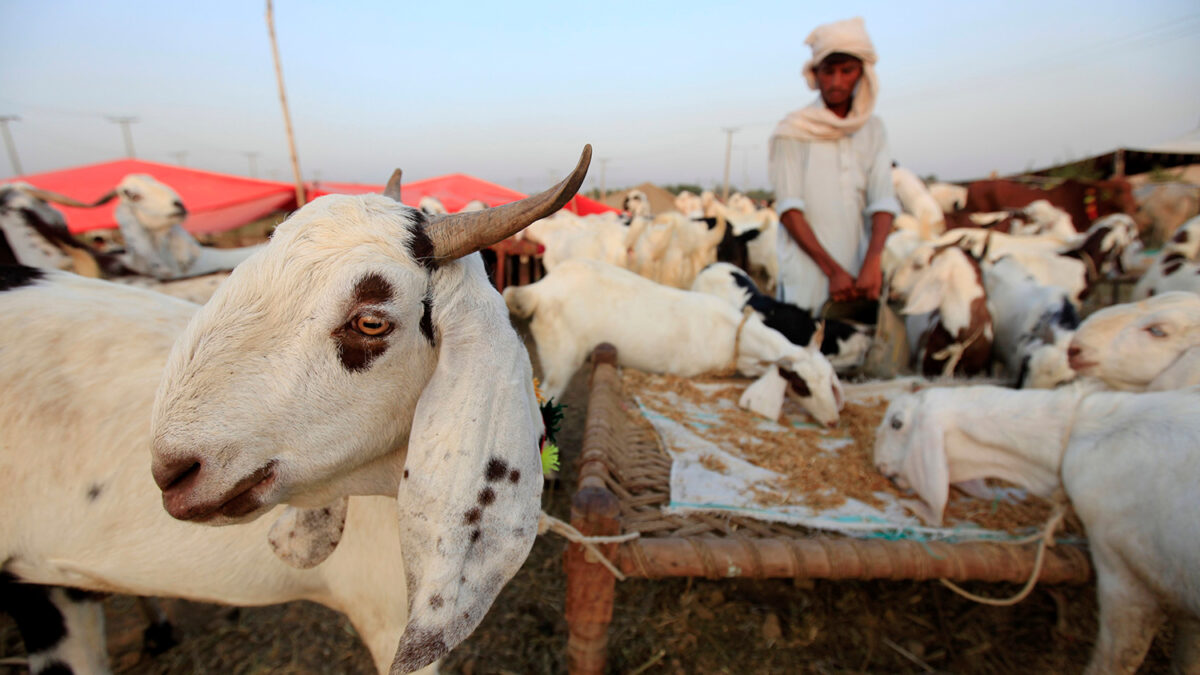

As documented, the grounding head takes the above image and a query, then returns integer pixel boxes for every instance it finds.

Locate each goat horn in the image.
[424,144,591,262]
[19,186,118,209]
[382,169,403,202]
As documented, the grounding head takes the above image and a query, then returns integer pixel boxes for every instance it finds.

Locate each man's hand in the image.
[828,267,859,303]
[854,257,883,301]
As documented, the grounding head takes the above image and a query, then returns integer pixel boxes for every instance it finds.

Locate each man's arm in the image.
[780,208,857,301]
[854,210,894,300]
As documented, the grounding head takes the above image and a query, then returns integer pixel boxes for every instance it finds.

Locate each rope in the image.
[937,502,1067,606]
[938,385,1084,605]
[538,512,639,581]
[930,323,986,377]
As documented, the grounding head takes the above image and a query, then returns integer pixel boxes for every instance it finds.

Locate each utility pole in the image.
[168,151,188,166]
[598,157,610,201]
[0,115,23,176]
[244,151,260,178]
[107,116,139,158]
[720,127,738,203]
[266,0,306,206]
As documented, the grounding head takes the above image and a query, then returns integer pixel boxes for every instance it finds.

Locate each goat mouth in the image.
[168,462,278,523]
[1067,356,1097,372]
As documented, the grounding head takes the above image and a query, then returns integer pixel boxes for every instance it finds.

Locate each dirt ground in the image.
[0,320,1176,675]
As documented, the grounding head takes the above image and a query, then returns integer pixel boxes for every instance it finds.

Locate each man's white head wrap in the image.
[772,16,879,143]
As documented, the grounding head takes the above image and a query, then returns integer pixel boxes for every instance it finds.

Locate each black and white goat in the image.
[690,262,872,372]
[983,255,1080,388]
[3,145,592,674]
[504,258,844,426]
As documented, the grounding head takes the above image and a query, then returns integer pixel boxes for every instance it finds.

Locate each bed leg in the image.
[565,483,621,675]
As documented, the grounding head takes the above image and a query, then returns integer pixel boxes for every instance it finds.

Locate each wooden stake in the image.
[266,0,306,206]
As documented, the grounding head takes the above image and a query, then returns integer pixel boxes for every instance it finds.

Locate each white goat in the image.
[892,166,945,239]
[104,174,265,281]
[418,195,449,215]
[0,180,252,303]
[622,189,652,218]
[674,190,704,219]
[0,268,433,674]
[874,384,1200,675]
[503,258,844,426]
[623,210,726,289]
[890,229,1087,303]
[982,255,1079,387]
[927,181,967,213]
[1068,292,1200,391]
[144,147,592,672]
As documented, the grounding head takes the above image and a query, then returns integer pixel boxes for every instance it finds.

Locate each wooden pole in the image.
[266,0,306,207]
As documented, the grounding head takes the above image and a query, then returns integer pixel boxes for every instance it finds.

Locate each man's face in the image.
[814,57,863,109]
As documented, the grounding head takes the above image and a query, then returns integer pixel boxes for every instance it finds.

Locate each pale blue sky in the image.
[1,1,1197,193]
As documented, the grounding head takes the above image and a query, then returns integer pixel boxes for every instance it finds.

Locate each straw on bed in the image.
[564,344,1093,675]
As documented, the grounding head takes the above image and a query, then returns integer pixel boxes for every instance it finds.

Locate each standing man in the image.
[769,16,898,310]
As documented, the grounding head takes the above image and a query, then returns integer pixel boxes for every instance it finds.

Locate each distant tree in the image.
[661,183,705,196]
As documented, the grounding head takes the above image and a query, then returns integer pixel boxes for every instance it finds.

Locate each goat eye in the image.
[1145,325,1167,338]
[890,416,903,430]
[354,314,392,337]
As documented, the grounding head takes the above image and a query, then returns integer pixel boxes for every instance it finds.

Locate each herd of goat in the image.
[1,146,1198,674]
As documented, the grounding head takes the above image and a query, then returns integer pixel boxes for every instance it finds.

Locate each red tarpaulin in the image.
[310,173,619,216]
[8,159,296,234]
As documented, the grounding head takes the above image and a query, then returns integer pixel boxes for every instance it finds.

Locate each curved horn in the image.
[382,169,403,202]
[424,144,591,263]
[19,186,118,209]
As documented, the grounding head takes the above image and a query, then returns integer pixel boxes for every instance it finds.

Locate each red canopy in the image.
[8,159,297,234]
[562,194,619,216]
[310,173,619,216]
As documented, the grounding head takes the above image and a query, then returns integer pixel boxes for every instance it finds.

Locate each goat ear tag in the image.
[267,497,349,569]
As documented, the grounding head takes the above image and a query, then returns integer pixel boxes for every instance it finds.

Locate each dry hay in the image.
[622,369,1074,534]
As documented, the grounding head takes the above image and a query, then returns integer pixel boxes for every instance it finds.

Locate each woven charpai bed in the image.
[563,344,1093,675]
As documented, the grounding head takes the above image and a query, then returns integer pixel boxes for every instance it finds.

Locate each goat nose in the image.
[152,453,203,493]
[1066,345,1081,359]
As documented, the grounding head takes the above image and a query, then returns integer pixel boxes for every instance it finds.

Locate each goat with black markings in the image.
[691,262,872,372]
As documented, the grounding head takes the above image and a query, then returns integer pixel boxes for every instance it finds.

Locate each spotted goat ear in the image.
[389,258,544,673]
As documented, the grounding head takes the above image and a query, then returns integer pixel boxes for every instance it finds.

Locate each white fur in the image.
[892,167,945,239]
[874,384,1200,674]
[1068,292,1200,390]
[144,192,543,672]
[112,174,265,281]
[504,259,844,426]
[0,271,436,674]
[983,256,1078,386]
[928,182,967,213]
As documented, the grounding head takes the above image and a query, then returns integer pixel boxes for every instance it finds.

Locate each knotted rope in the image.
[539,511,639,581]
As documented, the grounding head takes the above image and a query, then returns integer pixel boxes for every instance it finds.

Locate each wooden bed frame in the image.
[563,344,1093,675]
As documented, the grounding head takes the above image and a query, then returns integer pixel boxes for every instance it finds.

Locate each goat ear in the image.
[739,365,788,421]
[391,261,543,673]
[900,404,949,526]
[902,269,944,316]
[266,497,349,569]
